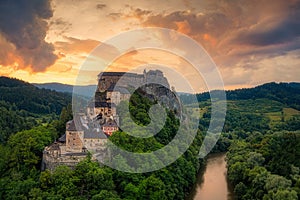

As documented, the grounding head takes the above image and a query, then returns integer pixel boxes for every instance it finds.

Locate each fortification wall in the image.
[42,152,87,171]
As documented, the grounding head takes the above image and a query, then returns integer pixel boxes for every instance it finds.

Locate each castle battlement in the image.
[97,69,169,92]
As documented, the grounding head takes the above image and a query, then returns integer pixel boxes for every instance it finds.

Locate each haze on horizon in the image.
[0,0,299,92]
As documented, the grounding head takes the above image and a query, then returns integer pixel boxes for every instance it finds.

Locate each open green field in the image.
[267,107,300,126]
[187,98,300,128]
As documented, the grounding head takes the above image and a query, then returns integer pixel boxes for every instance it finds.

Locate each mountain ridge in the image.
[180,82,300,110]
[0,77,71,115]
[2,77,300,110]
[33,82,97,98]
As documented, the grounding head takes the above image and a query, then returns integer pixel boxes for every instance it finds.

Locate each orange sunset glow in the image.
[0,0,300,92]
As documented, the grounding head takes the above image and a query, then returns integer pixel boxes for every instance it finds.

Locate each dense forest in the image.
[0,77,71,143]
[0,81,204,199]
[221,100,300,199]
[192,83,300,199]
[181,82,300,110]
[226,131,300,200]
[0,77,299,199]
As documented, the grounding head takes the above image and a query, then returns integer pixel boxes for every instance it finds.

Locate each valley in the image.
[0,77,299,199]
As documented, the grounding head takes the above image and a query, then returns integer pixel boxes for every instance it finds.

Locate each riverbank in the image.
[186,153,234,200]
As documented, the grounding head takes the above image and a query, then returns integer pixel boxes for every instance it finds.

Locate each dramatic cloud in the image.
[0,34,19,67]
[140,0,300,65]
[124,7,152,20]
[236,11,300,46]
[48,17,72,39]
[2,0,299,89]
[0,0,57,72]
[55,37,100,54]
[107,13,123,20]
[96,4,106,10]
[143,10,233,56]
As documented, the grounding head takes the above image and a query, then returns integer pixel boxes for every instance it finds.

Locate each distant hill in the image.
[2,78,299,143]
[34,81,300,109]
[288,82,300,89]
[226,82,300,109]
[0,77,72,142]
[0,77,71,115]
[33,82,73,93]
[33,82,97,98]
[180,82,300,109]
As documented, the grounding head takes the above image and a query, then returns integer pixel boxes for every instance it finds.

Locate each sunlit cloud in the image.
[0,0,57,72]
[0,0,299,91]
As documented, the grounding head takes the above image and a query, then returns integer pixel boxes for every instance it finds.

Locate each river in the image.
[186,153,234,200]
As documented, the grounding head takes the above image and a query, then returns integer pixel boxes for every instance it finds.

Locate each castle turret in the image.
[65,118,84,152]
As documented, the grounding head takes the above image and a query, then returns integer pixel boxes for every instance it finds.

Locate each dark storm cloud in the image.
[144,10,232,36]
[49,17,72,36]
[143,10,233,56]
[143,1,300,46]
[140,0,300,63]
[0,0,57,72]
[237,6,300,46]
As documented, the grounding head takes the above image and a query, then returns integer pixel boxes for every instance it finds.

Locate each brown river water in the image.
[186,153,234,200]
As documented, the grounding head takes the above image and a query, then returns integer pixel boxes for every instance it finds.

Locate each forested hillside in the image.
[0,86,203,199]
[0,77,71,114]
[33,82,97,98]
[0,77,71,142]
[226,131,300,200]
[181,82,300,110]
[0,79,299,199]
[185,83,300,199]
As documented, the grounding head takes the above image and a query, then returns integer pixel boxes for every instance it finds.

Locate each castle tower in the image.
[65,119,84,152]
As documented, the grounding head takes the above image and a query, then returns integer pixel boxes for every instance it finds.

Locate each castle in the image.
[97,70,169,92]
[42,114,108,171]
[42,69,175,170]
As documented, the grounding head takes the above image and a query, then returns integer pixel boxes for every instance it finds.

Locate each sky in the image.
[0,0,300,92]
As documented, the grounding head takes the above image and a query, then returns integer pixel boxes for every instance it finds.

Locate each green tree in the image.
[265,174,292,191]
[247,152,265,168]
[8,125,56,174]
[51,166,78,198]
[91,190,121,200]
[138,175,167,200]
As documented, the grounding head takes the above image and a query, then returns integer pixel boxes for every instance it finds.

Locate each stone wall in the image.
[42,152,87,171]
[97,70,169,92]
[83,138,107,152]
[66,130,84,152]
